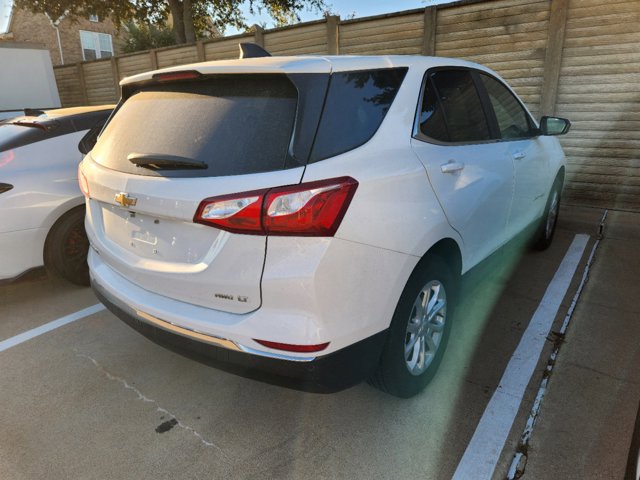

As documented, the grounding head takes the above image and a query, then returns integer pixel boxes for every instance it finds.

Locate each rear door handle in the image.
[512,151,526,160]
[441,161,465,174]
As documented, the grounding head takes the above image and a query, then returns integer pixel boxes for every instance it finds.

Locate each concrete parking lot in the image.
[1,205,638,479]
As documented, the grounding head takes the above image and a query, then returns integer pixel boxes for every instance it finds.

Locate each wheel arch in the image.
[549,165,565,201]
[426,238,463,278]
[557,165,565,188]
[41,197,85,233]
[404,237,464,288]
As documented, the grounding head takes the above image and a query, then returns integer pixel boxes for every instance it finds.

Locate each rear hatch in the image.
[82,72,324,314]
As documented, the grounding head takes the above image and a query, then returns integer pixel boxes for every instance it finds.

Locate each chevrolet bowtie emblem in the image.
[115,192,137,208]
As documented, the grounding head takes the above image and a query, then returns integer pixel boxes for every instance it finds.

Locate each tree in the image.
[14,0,326,45]
[121,21,177,53]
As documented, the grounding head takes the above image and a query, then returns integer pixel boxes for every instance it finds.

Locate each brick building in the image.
[0,1,124,65]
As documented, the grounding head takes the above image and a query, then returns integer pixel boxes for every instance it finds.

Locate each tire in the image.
[44,206,90,286]
[369,254,456,398]
[532,179,562,251]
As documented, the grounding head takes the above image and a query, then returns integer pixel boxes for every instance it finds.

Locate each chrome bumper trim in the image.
[134,309,316,363]
[237,344,317,363]
[136,309,242,352]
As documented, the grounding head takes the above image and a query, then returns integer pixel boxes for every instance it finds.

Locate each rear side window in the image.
[479,74,533,139]
[91,75,297,177]
[420,70,491,143]
[310,68,407,162]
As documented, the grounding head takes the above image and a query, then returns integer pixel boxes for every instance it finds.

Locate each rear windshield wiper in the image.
[128,153,208,170]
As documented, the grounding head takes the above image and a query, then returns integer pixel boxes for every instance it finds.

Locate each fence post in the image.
[196,40,205,61]
[77,63,88,105]
[110,57,120,102]
[540,0,570,116]
[422,7,437,56]
[149,49,159,70]
[254,25,265,47]
[326,15,340,55]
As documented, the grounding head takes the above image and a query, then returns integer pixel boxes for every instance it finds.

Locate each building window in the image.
[80,31,113,60]
[88,14,99,22]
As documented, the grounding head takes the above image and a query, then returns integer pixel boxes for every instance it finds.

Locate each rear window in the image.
[310,68,408,162]
[91,75,298,177]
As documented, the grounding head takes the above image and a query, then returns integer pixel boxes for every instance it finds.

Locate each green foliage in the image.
[248,0,325,28]
[14,0,327,44]
[121,22,177,53]
[13,0,163,28]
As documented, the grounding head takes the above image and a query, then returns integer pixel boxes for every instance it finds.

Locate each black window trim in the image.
[470,70,502,140]
[412,66,539,147]
[424,76,453,142]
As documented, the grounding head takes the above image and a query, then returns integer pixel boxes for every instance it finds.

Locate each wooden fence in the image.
[53,0,640,211]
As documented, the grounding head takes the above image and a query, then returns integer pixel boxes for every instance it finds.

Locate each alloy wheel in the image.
[404,280,447,376]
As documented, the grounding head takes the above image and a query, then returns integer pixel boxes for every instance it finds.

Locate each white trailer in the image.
[0,42,61,120]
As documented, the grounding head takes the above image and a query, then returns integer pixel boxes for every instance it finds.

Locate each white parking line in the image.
[0,304,105,353]
[452,234,589,480]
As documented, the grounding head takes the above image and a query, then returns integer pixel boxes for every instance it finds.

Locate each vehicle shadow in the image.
[0,266,48,287]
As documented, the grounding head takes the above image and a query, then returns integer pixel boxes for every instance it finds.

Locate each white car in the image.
[81,52,569,397]
[0,106,113,285]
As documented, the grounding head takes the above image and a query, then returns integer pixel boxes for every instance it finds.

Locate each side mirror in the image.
[539,116,571,136]
[78,123,103,155]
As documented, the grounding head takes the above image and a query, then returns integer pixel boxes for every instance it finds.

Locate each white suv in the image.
[80,53,569,397]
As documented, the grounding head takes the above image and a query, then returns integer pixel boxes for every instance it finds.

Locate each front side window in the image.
[80,31,113,60]
[419,69,491,143]
[480,74,533,139]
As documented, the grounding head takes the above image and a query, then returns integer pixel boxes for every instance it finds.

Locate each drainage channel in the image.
[506,209,609,479]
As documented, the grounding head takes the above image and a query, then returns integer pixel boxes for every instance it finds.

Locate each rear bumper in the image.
[92,278,388,393]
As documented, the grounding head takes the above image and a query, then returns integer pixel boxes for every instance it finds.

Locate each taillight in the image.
[254,339,330,353]
[193,177,358,237]
[264,177,358,236]
[194,188,268,234]
[78,165,90,197]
